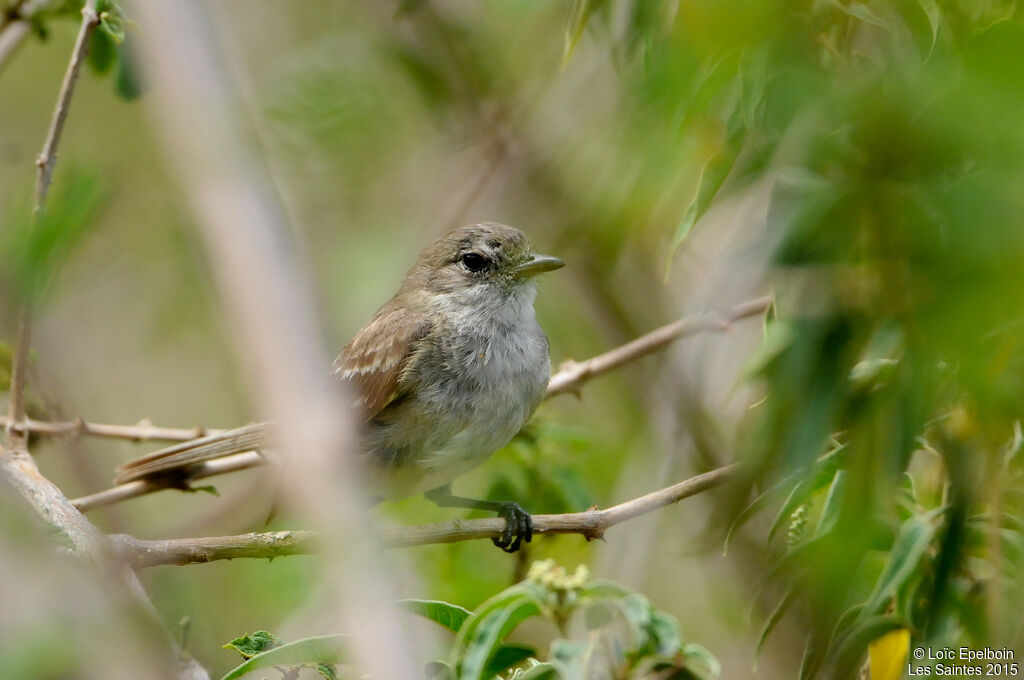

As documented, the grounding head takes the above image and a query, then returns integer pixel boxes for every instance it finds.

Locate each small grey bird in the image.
[115,223,563,552]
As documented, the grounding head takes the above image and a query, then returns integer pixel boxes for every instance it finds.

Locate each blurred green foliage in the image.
[1,169,103,304]
[226,561,719,680]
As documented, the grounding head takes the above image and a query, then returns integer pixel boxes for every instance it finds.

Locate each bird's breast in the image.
[362,307,551,497]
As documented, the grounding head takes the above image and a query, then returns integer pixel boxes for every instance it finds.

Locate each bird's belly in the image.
[364,334,548,498]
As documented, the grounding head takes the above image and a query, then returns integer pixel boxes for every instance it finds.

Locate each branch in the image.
[546,296,772,397]
[0,0,51,74]
[112,463,742,568]
[5,0,99,451]
[0,415,220,443]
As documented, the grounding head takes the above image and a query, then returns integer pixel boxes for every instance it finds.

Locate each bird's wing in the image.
[331,302,432,420]
[112,303,430,486]
[113,423,271,484]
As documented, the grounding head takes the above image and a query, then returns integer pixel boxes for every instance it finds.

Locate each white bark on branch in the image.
[111,463,741,568]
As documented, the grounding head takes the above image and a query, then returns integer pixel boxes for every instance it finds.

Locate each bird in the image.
[114,222,564,552]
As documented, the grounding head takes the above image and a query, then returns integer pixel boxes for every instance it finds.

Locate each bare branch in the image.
[5,0,99,451]
[546,296,772,397]
[0,0,52,74]
[33,2,99,209]
[0,415,219,442]
[112,529,320,569]
[113,463,741,568]
[0,5,210,675]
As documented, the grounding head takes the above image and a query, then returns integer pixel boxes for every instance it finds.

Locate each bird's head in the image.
[403,223,564,303]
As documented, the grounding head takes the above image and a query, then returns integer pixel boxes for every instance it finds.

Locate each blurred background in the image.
[2,0,1024,677]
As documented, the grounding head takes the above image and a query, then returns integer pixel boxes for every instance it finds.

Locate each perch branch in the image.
[112,463,742,568]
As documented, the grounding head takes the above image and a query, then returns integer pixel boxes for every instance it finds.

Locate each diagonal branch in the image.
[111,463,742,569]
[546,296,772,397]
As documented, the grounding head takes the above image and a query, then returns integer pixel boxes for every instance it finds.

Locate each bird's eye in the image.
[460,252,488,272]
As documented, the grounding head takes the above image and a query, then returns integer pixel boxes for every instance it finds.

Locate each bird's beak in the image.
[511,253,565,279]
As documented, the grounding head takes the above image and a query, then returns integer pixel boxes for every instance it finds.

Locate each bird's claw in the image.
[492,501,533,553]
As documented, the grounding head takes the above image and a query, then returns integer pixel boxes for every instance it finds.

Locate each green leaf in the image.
[218,634,347,680]
[87,28,116,74]
[562,0,607,65]
[833,1,890,28]
[665,150,736,275]
[618,593,654,647]
[2,170,104,305]
[724,477,793,556]
[917,0,941,50]
[456,598,542,680]
[864,515,935,615]
[814,470,847,537]
[397,599,472,634]
[756,586,795,658]
[484,644,536,677]
[681,643,722,680]
[455,582,547,648]
[768,480,808,545]
[96,0,126,44]
[222,630,283,659]
[798,630,827,680]
[827,616,904,678]
[315,663,338,680]
[509,661,560,679]
[648,611,682,656]
[114,43,143,100]
[576,580,634,601]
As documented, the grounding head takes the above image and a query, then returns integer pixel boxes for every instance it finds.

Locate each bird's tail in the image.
[113,423,273,484]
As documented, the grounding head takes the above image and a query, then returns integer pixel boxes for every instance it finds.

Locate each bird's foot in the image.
[492,502,533,553]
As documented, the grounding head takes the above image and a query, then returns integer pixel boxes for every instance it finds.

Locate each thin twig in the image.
[0,415,219,442]
[5,0,99,452]
[112,463,741,568]
[0,0,51,74]
[546,296,772,397]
